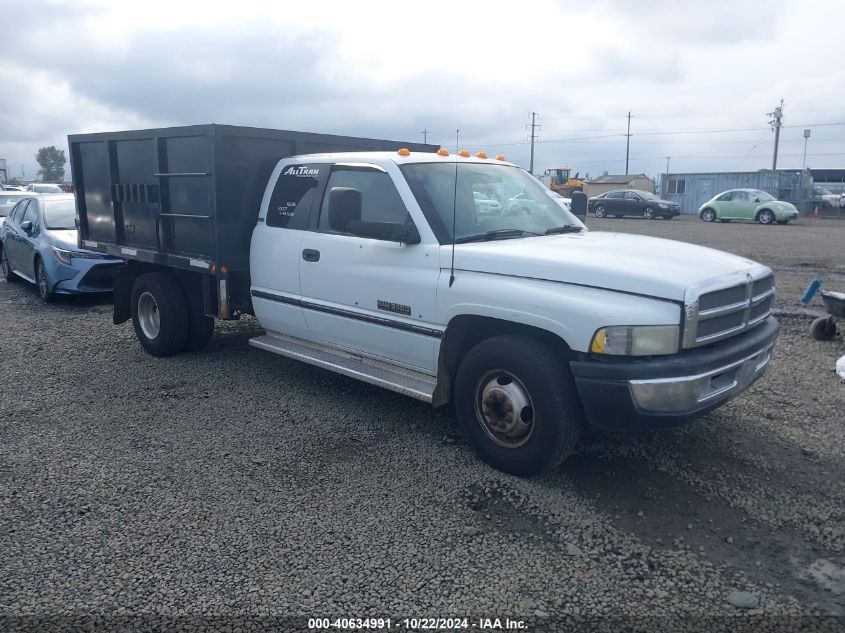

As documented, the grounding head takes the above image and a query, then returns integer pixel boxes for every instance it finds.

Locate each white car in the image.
[547,190,572,211]
[473,191,502,214]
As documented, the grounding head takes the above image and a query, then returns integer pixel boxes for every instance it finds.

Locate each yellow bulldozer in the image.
[542,167,585,198]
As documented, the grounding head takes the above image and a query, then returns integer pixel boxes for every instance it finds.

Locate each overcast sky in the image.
[2,0,844,182]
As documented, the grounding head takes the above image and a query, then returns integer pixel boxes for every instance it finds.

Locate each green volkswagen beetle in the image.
[699,189,799,224]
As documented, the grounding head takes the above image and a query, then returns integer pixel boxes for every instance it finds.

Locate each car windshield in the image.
[43,198,77,229]
[638,191,660,200]
[751,190,776,202]
[0,195,29,216]
[401,163,584,243]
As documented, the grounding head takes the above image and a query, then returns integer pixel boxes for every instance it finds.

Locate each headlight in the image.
[52,247,73,264]
[591,325,679,356]
[52,247,102,264]
[658,202,668,208]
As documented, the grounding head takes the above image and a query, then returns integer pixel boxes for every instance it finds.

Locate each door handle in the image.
[302,249,320,262]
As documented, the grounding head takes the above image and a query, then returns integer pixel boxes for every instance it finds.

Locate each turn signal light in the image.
[476,151,488,159]
[397,148,410,156]
[495,154,506,161]
[458,149,470,157]
[437,148,450,156]
[220,265,229,274]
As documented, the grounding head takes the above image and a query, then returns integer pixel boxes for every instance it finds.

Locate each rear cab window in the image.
[265,164,326,229]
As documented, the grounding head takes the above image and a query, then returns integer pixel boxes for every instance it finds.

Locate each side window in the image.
[624,191,638,200]
[9,200,26,222]
[606,191,622,199]
[265,164,325,229]
[22,200,39,227]
[717,192,732,201]
[676,179,686,194]
[731,191,748,202]
[318,168,409,232]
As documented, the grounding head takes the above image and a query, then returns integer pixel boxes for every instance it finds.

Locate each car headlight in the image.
[52,247,73,264]
[658,202,668,208]
[590,325,679,356]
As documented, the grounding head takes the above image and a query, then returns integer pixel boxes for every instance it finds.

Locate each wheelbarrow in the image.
[810,290,845,341]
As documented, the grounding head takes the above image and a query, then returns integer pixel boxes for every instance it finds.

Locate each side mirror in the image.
[570,191,588,219]
[345,220,421,244]
[753,197,760,202]
[19,220,33,234]
[328,187,362,231]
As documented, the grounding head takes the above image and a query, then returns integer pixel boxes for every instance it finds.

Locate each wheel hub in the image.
[137,291,161,340]
[475,371,535,448]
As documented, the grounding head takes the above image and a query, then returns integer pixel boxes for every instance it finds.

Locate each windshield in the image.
[638,191,660,200]
[401,163,584,243]
[0,195,29,216]
[751,190,776,202]
[44,198,77,229]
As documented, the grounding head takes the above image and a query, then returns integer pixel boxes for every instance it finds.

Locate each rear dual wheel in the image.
[131,272,214,357]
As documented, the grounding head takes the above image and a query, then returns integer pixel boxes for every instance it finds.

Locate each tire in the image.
[130,272,189,357]
[35,258,52,303]
[809,316,837,341]
[701,208,716,222]
[594,205,607,218]
[757,209,775,225]
[1,246,18,282]
[454,334,583,476]
[643,207,654,220]
[180,277,215,352]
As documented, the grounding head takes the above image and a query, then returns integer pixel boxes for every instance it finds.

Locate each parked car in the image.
[588,190,680,219]
[25,183,63,194]
[546,190,572,212]
[473,191,502,214]
[505,192,548,214]
[699,189,799,224]
[0,192,34,228]
[812,186,840,209]
[3,185,25,192]
[0,194,122,301]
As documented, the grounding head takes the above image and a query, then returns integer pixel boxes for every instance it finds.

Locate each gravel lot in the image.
[1,215,844,631]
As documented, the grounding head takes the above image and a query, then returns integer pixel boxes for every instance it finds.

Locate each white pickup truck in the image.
[70,126,779,475]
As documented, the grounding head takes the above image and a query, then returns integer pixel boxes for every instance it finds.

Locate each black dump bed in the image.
[69,124,437,273]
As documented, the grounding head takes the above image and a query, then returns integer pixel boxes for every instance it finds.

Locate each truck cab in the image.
[248,150,778,475]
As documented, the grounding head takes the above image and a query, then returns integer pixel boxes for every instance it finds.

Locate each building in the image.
[660,170,804,215]
[584,174,655,198]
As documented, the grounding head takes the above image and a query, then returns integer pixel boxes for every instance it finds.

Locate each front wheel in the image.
[593,205,607,218]
[454,335,583,476]
[757,209,775,224]
[131,272,189,357]
[643,207,654,220]
[36,258,52,303]
[701,208,716,222]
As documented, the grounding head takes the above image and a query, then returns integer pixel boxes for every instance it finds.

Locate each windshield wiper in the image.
[544,225,584,235]
[454,229,542,244]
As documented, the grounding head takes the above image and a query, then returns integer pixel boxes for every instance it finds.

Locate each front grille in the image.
[683,269,774,348]
[79,264,118,290]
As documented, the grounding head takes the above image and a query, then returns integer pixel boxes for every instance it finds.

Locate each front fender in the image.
[438,271,681,353]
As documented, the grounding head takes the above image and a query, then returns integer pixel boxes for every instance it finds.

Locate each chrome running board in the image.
[249,332,436,403]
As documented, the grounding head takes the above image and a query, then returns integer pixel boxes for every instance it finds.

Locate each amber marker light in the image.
[458,150,470,157]
[495,154,506,161]
[476,151,488,159]
[437,148,450,156]
[397,148,411,156]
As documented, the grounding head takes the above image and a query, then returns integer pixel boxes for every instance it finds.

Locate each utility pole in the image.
[421,129,428,144]
[625,111,632,175]
[665,156,671,174]
[768,99,784,171]
[456,129,460,152]
[802,128,810,172]
[526,112,539,175]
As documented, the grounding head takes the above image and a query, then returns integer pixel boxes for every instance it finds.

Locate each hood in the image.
[46,229,82,250]
[450,231,766,301]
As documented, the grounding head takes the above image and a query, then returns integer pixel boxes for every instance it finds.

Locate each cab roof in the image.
[286,150,516,167]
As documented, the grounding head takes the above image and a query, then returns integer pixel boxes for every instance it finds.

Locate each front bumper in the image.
[51,258,121,294]
[570,316,779,431]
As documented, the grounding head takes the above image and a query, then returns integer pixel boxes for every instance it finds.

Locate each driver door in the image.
[730,190,752,219]
[298,164,440,373]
